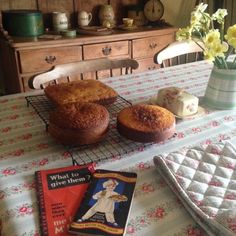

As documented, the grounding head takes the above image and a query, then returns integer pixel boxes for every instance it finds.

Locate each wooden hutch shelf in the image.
[0,26,176,94]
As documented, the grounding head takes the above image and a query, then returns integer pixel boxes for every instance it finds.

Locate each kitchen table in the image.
[1,60,236,236]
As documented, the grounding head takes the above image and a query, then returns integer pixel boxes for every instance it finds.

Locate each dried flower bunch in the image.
[176,3,236,69]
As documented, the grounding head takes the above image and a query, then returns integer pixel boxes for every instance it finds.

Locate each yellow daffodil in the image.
[194,3,208,13]
[176,4,236,69]
[204,30,221,46]
[203,50,215,62]
[176,27,192,41]
[212,9,228,24]
[211,41,228,58]
[225,25,236,49]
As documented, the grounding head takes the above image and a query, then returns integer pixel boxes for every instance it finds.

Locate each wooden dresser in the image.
[0,26,176,94]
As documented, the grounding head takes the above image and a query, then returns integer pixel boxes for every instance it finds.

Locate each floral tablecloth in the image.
[1,60,236,236]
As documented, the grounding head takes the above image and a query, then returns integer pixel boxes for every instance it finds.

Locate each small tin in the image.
[60,29,76,37]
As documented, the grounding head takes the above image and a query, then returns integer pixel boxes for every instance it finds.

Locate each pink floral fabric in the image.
[0,60,236,235]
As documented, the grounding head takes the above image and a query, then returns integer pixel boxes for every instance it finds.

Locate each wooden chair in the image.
[155,41,204,68]
[28,58,139,89]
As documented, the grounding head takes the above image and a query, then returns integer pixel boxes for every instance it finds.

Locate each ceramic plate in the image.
[77,27,113,35]
[174,106,206,120]
[118,25,138,31]
[147,95,206,120]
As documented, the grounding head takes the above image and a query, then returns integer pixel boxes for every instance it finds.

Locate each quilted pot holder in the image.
[153,142,236,236]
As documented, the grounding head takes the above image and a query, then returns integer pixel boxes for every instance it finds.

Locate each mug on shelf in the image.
[78,11,92,27]
[122,18,134,27]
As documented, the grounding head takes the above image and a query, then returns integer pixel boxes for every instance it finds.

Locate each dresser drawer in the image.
[19,46,82,73]
[132,34,174,59]
[83,41,130,60]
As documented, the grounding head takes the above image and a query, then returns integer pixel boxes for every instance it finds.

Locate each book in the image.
[35,163,95,236]
[69,169,137,236]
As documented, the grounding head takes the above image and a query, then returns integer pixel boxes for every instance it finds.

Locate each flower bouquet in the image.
[176,3,236,69]
[176,3,236,110]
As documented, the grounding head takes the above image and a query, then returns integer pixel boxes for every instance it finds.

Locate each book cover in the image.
[69,169,137,236]
[35,163,95,236]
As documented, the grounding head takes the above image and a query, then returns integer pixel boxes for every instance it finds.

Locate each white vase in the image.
[203,63,236,109]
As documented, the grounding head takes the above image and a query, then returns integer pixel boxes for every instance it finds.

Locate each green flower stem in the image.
[192,29,204,44]
[231,56,236,69]
[220,58,228,69]
[193,40,205,51]
[211,19,214,30]
[225,46,234,60]
[215,57,228,69]
[220,23,224,43]
[222,58,229,69]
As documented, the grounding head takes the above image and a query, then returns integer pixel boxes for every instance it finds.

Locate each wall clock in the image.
[144,0,164,22]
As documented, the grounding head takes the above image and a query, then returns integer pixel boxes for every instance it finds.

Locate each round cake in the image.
[117,104,175,143]
[48,102,109,145]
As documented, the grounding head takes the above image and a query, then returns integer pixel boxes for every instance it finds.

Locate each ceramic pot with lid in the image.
[98,4,115,27]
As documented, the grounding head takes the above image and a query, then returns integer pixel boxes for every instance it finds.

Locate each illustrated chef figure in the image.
[79,178,126,226]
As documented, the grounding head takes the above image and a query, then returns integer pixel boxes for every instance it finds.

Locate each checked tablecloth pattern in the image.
[1,60,236,236]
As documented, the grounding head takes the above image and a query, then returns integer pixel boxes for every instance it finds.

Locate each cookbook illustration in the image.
[69,169,137,236]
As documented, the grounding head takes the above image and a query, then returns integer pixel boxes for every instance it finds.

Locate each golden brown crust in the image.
[49,102,109,129]
[48,102,109,145]
[117,104,175,143]
[44,80,118,106]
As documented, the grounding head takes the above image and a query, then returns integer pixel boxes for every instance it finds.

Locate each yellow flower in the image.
[176,3,236,69]
[176,27,192,41]
[204,41,228,60]
[190,14,200,26]
[212,42,228,57]
[225,24,236,48]
[203,50,215,62]
[204,30,220,46]
[194,3,208,13]
[212,9,228,24]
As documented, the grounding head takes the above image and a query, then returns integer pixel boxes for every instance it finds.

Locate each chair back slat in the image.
[28,58,139,89]
[155,41,204,68]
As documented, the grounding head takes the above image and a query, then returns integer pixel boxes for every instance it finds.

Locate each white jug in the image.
[78,11,92,27]
[52,12,68,31]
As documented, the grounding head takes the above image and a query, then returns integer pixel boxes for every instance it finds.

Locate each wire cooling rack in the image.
[25,94,152,165]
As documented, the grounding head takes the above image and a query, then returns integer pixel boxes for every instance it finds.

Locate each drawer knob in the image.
[149,43,157,49]
[102,46,112,56]
[45,55,56,64]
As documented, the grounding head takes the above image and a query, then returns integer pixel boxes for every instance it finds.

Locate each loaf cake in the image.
[156,87,199,117]
[48,102,109,145]
[117,104,175,143]
[44,80,118,106]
